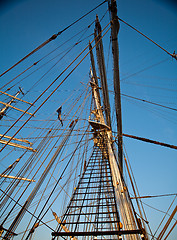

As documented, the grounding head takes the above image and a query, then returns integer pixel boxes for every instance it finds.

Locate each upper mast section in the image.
[94,15,112,129]
[109,0,123,173]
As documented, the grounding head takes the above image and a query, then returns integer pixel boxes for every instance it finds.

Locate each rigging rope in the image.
[0,189,54,232]
[131,193,177,199]
[24,90,92,236]
[20,123,78,240]
[1,85,92,238]
[0,88,86,216]
[0,21,111,152]
[24,127,89,240]
[107,90,177,113]
[163,220,177,240]
[122,133,177,150]
[121,93,177,112]
[121,58,169,82]
[118,17,177,60]
[1,30,94,92]
[123,145,154,237]
[0,129,55,218]
[153,195,177,237]
[0,1,107,78]
[1,7,109,92]
[141,200,177,220]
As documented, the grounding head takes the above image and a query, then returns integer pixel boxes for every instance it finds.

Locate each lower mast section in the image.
[51,74,147,240]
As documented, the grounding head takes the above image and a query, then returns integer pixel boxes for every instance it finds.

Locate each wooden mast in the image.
[109,0,123,173]
[94,16,112,128]
[89,70,144,240]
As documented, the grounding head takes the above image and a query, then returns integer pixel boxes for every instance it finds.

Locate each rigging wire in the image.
[131,193,177,199]
[141,201,177,220]
[0,21,112,152]
[123,80,177,93]
[21,173,80,215]
[0,0,107,78]
[0,148,15,164]
[122,94,177,125]
[122,133,177,150]
[0,127,62,231]
[0,114,61,199]
[1,86,91,236]
[17,162,99,237]
[1,6,109,93]
[0,3,176,238]
[2,148,93,226]
[0,129,56,218]
[163,220,177,240]
[0,89,85,215]
[24,90,92,236]
[0,110,57,176]
[121,93,177,112]
[122,143,154,237]
[153,195,177,238]
[0,85,78,134]
[121,58,169,82]
[20,126,76,240]
[0,33,90,91]
[23,35,94,95]
[0,151,28,188]
[105,89,177,113]
[24,126,89,240]
[3,32,94,93]
[118,17,177,60]
[0,188,55,232]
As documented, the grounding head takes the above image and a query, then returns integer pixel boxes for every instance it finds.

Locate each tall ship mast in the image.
[0,1,177,240]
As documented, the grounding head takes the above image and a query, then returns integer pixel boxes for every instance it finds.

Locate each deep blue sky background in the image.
[0,0,177,239]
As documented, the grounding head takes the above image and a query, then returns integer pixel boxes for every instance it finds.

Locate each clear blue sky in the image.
[0,0,177,239]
